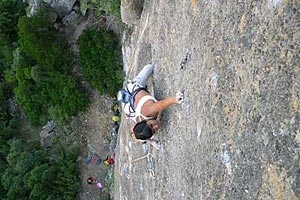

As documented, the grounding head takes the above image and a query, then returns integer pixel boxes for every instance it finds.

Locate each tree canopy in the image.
[0,1,124,199]
[78,29,123,97]
[16,6,90,125]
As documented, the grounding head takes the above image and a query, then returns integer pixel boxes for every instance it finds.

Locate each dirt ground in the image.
[114,0,300,200]
[74,94,116,200]
[60,11,121,200]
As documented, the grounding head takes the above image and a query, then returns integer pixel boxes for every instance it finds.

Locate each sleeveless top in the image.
[133,95,157,122]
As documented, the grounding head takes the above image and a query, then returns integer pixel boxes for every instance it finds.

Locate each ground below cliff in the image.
[114,1,300,200]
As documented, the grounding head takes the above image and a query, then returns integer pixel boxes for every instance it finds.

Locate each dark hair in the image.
[133,120,153,140]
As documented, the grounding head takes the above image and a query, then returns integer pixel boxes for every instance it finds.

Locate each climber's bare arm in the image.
[146,97,179,117]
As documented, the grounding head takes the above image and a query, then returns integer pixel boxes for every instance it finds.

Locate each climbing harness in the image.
[117,83,149,118]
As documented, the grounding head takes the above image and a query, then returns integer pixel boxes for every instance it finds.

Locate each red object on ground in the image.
[107,157,114,165]
[87,176,97,184]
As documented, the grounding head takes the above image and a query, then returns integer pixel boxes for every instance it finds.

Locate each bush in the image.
[0,0,27,80]
[48,73,90,123]
[16,6,90,125]
[0,0,27,44]
[89,0,121,20]
[18,8,71,73]
[2,139,80,199]
[78,29,123,97]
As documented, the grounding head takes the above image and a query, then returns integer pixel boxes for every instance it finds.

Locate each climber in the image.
[117,64,184,148]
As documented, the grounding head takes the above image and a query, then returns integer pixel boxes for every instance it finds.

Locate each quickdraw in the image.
[178,48,193,87]
[121,143,155,179]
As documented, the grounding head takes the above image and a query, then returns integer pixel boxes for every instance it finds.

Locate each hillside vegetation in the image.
[0,0,122,199]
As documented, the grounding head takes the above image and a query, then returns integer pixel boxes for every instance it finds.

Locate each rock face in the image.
[27,0,76,17]
[40,120,56,148]
[121,0,144,26]
[115,1,300,200]
[45,0,77,17]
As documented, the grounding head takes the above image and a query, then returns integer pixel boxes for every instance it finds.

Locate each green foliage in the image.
[0,126,14,155]
[0,84,21,199]
[15,6,90,125]
[0,41,13,76]
[2,139,80,199]
[0,2,84,199]
[18,8,71,72]
[89,0,121,19]
[47,73,90,123]
[78,29,123,97]
[0,0,27,80]
[2,139,32,198]
[0,83,11,122]
[0,0,27,43]
[0,159,7,198]
[0,72,21,199]
[0,1,122,199]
